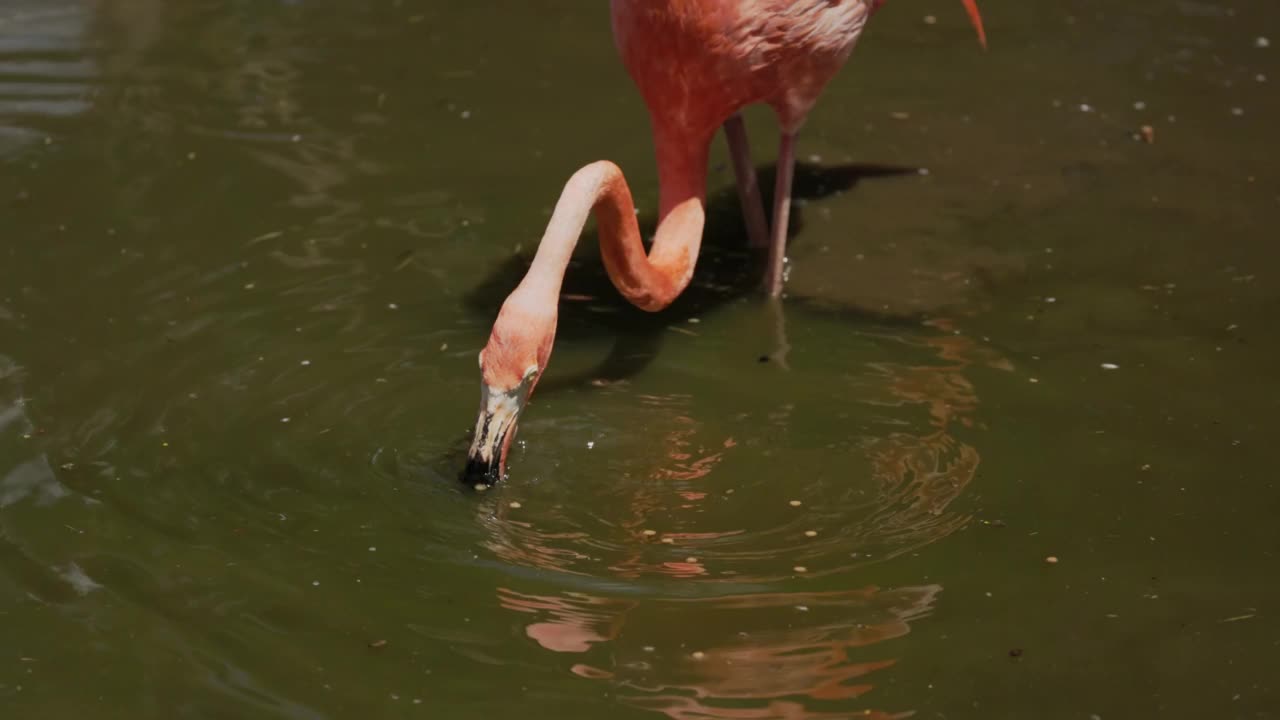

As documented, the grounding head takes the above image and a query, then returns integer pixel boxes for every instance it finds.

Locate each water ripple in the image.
[470,322,1006,586]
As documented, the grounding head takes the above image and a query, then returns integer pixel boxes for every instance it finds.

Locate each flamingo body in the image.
[611,0,872,140]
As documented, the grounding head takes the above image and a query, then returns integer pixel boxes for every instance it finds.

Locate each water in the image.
[2,0,1277,717]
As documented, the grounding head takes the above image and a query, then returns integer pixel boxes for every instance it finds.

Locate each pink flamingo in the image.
[464,0,986,484]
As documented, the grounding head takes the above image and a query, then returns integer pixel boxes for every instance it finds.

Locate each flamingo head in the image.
[462,295,556,487]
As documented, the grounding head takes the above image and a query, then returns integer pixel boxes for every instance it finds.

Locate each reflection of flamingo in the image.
[463,0,987,483]
[498,585,940,719]
[481,328,1003,716]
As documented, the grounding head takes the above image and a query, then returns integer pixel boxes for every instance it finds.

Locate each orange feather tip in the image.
[961,0,988,50]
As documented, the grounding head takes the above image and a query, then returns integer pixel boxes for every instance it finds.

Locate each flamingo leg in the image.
[723,113,770,250]
[766,296,792,370]
[763,131,796,298]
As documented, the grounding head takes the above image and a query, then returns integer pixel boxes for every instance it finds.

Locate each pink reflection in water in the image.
[498,584,939,719]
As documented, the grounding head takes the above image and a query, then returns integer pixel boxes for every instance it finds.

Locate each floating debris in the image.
[691,651,706,660]
[1256,36,1271,49]
[508,501,522,509]
[642,529,657,536]
[788,500,802,507]
[793,566,808,573]
[369,639,388,649]
[1138,125,1155,144]
[804,530,818,538]
[1045,556,1059,564]
[1218,613,1257,623]
[1100,363,1119,370]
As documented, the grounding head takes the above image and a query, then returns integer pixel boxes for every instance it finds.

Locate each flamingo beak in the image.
[961,0,987,49]
[461,377,533,487]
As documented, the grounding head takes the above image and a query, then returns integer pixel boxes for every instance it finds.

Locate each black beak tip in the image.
[460,454,504,489]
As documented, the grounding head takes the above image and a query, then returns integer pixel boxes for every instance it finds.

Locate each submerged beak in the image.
[461,380,532,487]
[961,0,987,49]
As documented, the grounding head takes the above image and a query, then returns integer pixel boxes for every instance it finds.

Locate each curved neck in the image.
[518,132,708,313]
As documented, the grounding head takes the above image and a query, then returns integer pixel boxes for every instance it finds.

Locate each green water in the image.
[2,1,1277,717]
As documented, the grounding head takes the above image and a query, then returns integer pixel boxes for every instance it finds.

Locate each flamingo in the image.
[463,0,986,484]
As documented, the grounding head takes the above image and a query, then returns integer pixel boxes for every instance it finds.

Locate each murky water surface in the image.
[2,1,1278,717]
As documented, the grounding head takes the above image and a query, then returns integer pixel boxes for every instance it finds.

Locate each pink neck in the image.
[517,133,709,313]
